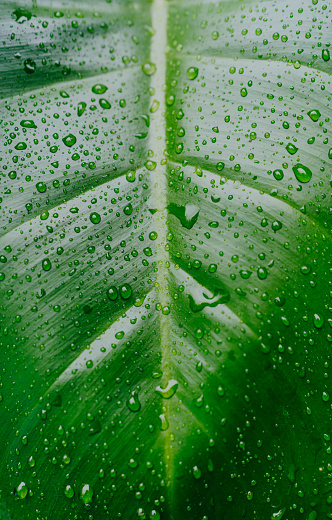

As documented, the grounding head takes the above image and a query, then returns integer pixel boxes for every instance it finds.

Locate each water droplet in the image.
[20,119,36,129]
[90,212,101,224]
[322,391,330,402]
[308,109,321,122]
[99,98,111,109]
[36,182,47,193]
[322,48,330,62]
[142,62,156,76]
[127,391,141,412]
[126,171,136,183]
[107,286,118,301]
[77,102,86,117]
[193,466,201,479]
[92,84,108,94]
[16,482,28,499]
[159,413,169,431]
[285,143,298,155]
[257,266,268,280]
[62,134,77,147]
[15,142,27,150]
[81,484,93,504]
[12,8,32,23]
[187,67,199,80]
[273,169,284,181]
[24,58,36,74]
[271,508,286,520]
[42,258,52,272]
[313,313,324,328]
[119,283,132,299]
[292,163,312,183]
[65,485,74,498]
[155,379,178,399]
[168,202,200,229]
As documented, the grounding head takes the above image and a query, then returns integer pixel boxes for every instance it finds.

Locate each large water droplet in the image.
[292,163,312,183]
[155,379,178,399]
[127,391,141,412]
[62,134,77,147]
[307,109,321,122]
[187,67,199,80]
[92,84,108,94]
[81,484,93,504]
[168,202,200,229]
[16,482,28,499]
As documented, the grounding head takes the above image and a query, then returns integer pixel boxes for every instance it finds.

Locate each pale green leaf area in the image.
[0,0,331,519]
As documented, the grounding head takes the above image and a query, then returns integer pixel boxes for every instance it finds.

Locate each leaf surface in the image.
[0,0,331,519]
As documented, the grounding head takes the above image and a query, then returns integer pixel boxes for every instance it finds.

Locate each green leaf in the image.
[0,0,331,518]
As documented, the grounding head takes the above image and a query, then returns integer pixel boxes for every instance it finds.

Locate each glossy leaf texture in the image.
[0,0,331,519]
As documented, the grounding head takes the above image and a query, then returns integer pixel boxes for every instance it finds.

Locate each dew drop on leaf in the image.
[322,48,330,62]
[127,391,141,412]
[307,109,321,122]
[77,102,86,117]
[92,84,108,94]
[24,58,36,74]
[16,482,28,500]
[99,98,111,109]
[42,258,52,272]
[186,67,199,80]
[292,163,312,183]
[80,484,93,504]
[62,134,77,147]
[20,119,36,129]
[313,313,324,329]
[64,485,74,498]
[155,379,178,399]
[119,283,132,299]
[285,143,298,155]
[107,286,118,301]
[90,212,101,224]
[142,62,156,76]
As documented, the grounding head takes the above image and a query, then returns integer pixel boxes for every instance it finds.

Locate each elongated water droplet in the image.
[16,482,28,499]
[322,48,330,62]
[81,484,93,504]
[155,379,178,399]
[65,485,74,498]
[313,313,324,328]
[20,119,36,128]
[286,143,298,155]
[119,283,132,299]
[99,98,111,109]
[42,258,52,272]
[107,286,118,301]
[168,203,200,230]
[77,102,86,117]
